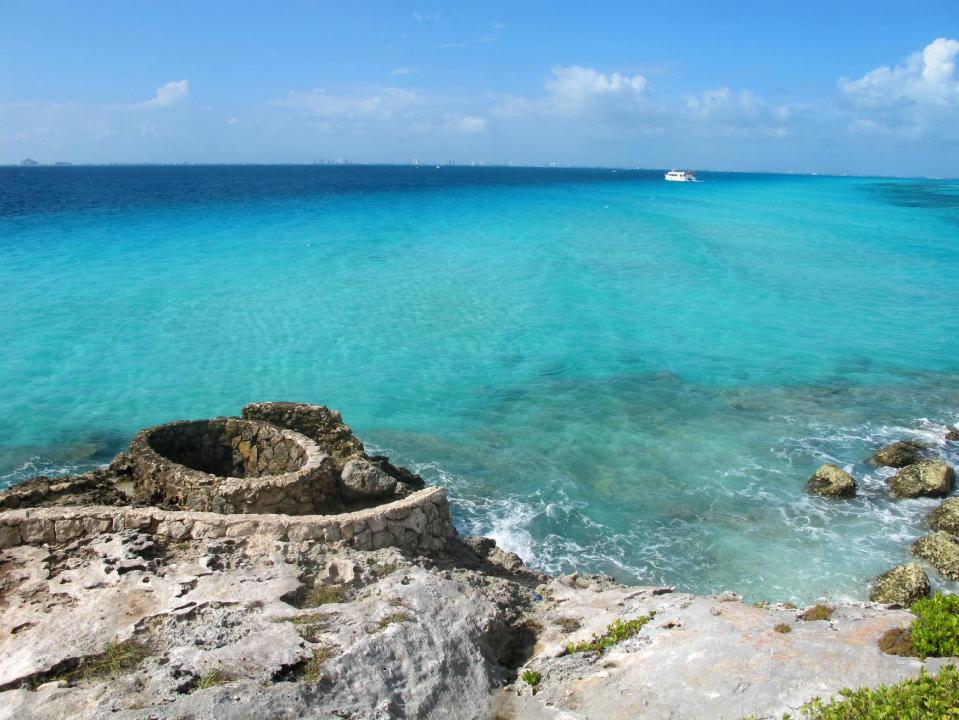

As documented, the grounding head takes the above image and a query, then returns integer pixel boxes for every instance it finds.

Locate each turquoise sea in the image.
[2,165,959,603]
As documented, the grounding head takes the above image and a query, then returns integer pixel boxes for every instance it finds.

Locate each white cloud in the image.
[837,37,959,140]
[545,65,649,115]
[839,37,959,108]
[278,87,425,122]
[391,67,413,77]
[412,12,441,22]
[445,114,488,134]
[684,87,789,135]
[140,80,189,108]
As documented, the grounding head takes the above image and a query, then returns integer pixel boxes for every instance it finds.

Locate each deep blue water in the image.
[2,164,959,602]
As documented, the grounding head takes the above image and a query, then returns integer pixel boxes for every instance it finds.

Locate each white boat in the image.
[664,169,697,182]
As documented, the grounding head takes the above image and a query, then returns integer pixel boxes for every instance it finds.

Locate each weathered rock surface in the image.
[1,527,951,720]
[911,531,959,580]
[887,460,955,498]
[805,464,856,498]
[946,426,959,442]
[339,459,397,500]
[869,563,930,605]
[0,469,128,511]
[2,403,956,720]
[927,497,959,534]
[871,440,925,468]
[0,534,530,720]
[496,576,937,720]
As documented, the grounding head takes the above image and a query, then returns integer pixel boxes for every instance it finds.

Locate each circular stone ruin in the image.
[130,417,338,515]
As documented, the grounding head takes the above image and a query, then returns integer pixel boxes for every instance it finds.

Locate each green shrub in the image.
[565,615,651,655]
[774,623,791,634]
[793,664,959,719]
[521,669,542,688]
[910,593,959,658]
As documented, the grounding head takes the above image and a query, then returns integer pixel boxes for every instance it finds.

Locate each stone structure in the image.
[130,417,338,515]
[0,486,455,555]
[0,403,456,557]
[242,402,365,465]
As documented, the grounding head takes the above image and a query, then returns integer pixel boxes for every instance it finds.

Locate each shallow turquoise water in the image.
[2,166,959,602]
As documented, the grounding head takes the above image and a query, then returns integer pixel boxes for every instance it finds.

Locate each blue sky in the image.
[1,1,957,175]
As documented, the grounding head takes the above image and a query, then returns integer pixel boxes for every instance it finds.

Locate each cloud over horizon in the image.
[141,80,190,108]
[1,38,957,174]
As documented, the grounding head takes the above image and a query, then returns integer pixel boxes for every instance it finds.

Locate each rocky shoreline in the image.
[1,403,957,719]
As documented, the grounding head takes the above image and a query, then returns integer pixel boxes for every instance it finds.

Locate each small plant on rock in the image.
[565,615,652,655]
[368,611,410,634]
[521,669,542,692]
[196,668,231,689]
[877,627,916,657]
[800,604,833,622]
[300,644,338,683]
[554,617,582,633]
[774,623,792,634]
[71,640,151,681]
[301,584,347,607]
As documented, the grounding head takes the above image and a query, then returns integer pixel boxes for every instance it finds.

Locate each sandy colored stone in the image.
[911,531,959,580]
[871,440,925,468]
[869,563,930,605]
[927,496,959,534]
[888,460,955,498]
[805,464,856,498]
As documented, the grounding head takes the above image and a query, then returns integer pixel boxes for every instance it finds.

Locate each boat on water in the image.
[664,169,697,182]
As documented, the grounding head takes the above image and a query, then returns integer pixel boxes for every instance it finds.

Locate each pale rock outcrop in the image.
[339,459,397,500]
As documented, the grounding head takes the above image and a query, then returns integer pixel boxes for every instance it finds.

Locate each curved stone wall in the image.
[0,487,455,555]
[130,418,338,515]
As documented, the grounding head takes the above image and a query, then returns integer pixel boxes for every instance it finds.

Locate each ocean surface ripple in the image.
[2,165,958,602]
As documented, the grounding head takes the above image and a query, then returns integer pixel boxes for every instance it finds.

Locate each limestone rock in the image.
[805,464,856,498]
[946,426,959,442]
[911,531,959,580]
[871,440,925,468]
[887,460,955,498]
[927,497,959,535]
[869,563,930,605]
[340,459,397,500]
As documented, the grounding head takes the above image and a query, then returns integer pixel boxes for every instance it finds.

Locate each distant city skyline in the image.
[1,1,957,176]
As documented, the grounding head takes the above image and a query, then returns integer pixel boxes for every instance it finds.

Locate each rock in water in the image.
[887,460,955,498]
[805,464,856,498]
[340,458,397,500]
[946,427,959,442]
[911,531,959,580]
[869,563,930,605]
[927,497,959,534]
[871,440,924,468]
